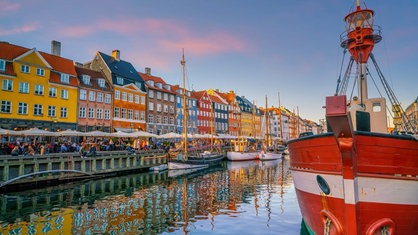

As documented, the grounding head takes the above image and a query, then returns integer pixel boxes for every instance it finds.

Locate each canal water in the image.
[0,158,303,235]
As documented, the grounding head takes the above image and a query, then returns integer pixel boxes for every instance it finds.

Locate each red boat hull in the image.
[288,132,418,235]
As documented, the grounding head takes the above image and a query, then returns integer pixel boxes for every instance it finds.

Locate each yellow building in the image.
[0,41,78,131]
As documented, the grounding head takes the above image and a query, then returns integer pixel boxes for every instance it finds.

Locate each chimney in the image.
[112,50,120,61]
[74,62,83,67]
[51,40,61,56]
[145,67,151,75]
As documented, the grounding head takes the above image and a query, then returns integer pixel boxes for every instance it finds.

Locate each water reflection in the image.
[0,159,298,235]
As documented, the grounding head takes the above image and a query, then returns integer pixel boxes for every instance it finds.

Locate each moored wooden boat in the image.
[288,2,418,234]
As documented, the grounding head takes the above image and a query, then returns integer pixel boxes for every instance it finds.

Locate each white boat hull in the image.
[226,151,259,161]
[259,151,283,161]
[168,161,208,170]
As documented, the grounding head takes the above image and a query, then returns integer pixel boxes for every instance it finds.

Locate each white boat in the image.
[259,150,283,161]
[149,164,168,172]
[226,150,259,161]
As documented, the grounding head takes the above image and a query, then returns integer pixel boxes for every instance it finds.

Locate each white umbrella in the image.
[84,130,112,137]
[111,131,136,138]
[131,131,158,138]
[0,128,19,135]
[157,132,182,139]
[58,129,85,136]
[18,127,55,136]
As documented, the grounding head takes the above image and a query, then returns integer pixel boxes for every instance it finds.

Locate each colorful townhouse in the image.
[211,90,240,137]
[87,50,147,132]
[172,85,197,134]
[236,96,261,138]
[0,41,78,131]
[140,68,177,135]
[192,90,213,134]
[207,89,229,135]
[74,65,113,132]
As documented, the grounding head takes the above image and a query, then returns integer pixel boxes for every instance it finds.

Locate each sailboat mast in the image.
[278,92,283,143]
[181,49,188,155]
[265,96,269,146]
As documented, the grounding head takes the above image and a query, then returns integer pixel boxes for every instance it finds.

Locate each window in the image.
[82,75,90,85]
[149,90,154,98]
[98,79,106,88]
[164,105,168,113]
[79,107,86,118]
[96,108,103,119]
[163,116,168,124]
[128,93,133,102]
[114,107,120,118]
[34,84,44,95]
[97,92,103,102]
[104,109,110,120]
[156,91,162,100]
[135,81,141,88]
[164,93,168,101]
[148,114,154,123]
[21,64,30,73]
[36,68,45,76]
[88,108,94,118]
[19,82,29,93]
[157,103,162,112]
[156,115,161,124]
[61,89,68,99]
[116,76,124,85]
[170,117,174,125]
[121,92,127,101]
[170,95,175,102]
[1,101,11,113]
[60,107,68,118]
[60,74,70,83]
[18,102,28,114]
[140,111,145,121]
[121,108,126,119]
[149,102,154,111]
[80,89,87,100]
[115,90,120,100]
[140,96,145,104]
[373,102,382,112]
[0,59,5,71]
[34,104,43,115]
[134,95,139,104]
[128,109,133,119]
[89,91,96,101]
[2,79,13,91]
[134,110,139,120]
[48,106,56,117]
[49,87,57,97]
[105,94,111,103]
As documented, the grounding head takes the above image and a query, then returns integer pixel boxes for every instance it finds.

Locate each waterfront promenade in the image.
[0,149,167,191]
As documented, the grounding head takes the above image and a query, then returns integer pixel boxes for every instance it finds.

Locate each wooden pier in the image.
[0,150,167,191]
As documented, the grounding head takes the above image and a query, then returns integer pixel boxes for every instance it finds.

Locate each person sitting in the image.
[11,146,19,156]
[27,145,35,156]
[79,144,87,158]
[89,142,97,157]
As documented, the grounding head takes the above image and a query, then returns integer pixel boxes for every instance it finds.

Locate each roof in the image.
[75,66,113,91]
[139,71,176,94]
[98,52,145,91]
[0,41,76,77]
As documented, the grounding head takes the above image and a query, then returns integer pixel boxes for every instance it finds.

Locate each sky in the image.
[1,0,417,122]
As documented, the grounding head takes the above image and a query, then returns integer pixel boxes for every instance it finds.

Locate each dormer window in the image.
[135,81,142,88]
[163,84,171,90]
[147,80,154,86]
[116,76,124,85]
[156,83,162,89]
[60,73,70,83]
[82,75,91,85]
[98,78,106,88]
[0,60,6,71]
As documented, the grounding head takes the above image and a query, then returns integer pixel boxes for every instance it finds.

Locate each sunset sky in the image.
[2,0,417,122]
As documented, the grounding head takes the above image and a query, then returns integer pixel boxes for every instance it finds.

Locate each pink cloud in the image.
[58,17,249,56]
[0,1,20,14]
[0,23,37,36]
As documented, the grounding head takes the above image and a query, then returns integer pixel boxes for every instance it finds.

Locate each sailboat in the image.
[167,50,225,171]
[259,96,283,161]
[226,101,260,161]
[288,2,418,235]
